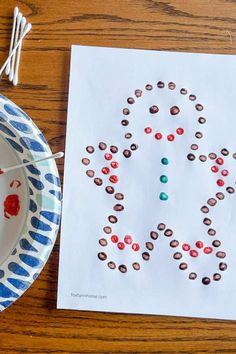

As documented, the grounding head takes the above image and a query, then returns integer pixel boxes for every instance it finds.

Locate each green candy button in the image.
[160,175,168,183]
[161,157,169,165]
[159,192,168,201]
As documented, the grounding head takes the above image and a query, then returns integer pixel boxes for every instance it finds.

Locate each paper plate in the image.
[0,94,61,311]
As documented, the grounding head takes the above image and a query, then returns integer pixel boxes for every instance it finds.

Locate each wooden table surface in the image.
[1,0,236,353]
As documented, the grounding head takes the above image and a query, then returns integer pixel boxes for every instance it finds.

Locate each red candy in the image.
[132,243,140,251]
[167,134,175,141]
[221,169,229,176]
[204,246,213,254]
[117,242,125,250]
[101,167,110,175]
[211,166,219,173]
[111,161,119,169]
[196,241,204,248]
[182,243,190,251]
[176,127,184,135]
[124,235,133,244]
[189,250,198,257]
[217,179,224,187]
[216,157,224,165]
[111,235,119,243]
[109,175,118,183]
[155,132,162,140]
[144,127,152,134]
[105,153,112,160]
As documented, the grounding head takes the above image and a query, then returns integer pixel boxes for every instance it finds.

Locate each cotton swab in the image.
[0,152,64,175]
[0,23,32,78]
[13,16,26,86]
[5,7,19,76]
[9,11,22,82]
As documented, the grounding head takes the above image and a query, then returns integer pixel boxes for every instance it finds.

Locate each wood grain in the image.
[0,0,236,353]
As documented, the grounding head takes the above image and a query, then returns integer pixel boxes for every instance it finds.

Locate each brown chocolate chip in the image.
[226,186,235,194]
[216,251,226,258]
[216,192,225,200]
[170,106,180,115]
[157,223,166,231]
[213,273,221,281]
[179,262,188,270]
[209,152,217,160]
[94,178,103,186]
[157,81,165,88]
[219,262,227,271]
[189,94,196,101]
[98,252,107,261]
[86,169,94,178]
[146,242,154,251]
[106,186,114,194]
[108,215,118,224]
[208,228,216,236]
[187,153,195,161]
[170,239,179,247]
[202,277,211,285]
[191,144,198,150]
[189,272,197,280]
[207,198,217,206]
[221,148,229,156]
[123,149,132,158]
[107,261,116,269]
[127,97,135,104]
[86,146,94,154]
[149,105,159,114]
[164,229,173,237]
[173,252,182,260]
[103,226,112,234]
[180,88,187,95]
[125,133,132,139]
[195,104,203,111]
[145,84,153,90]
[142,252,150,261]
[212,240,221,247]
[130,143,138,151]
[168,82,176,90]
[113,204,124,212]
[115,193,124,200]
[198,117,206,124]
[201,205,209,213]
[150,231,158,240]
[132,262,140,271]
[98,142,107,150]
[82,158,90,165]
[195,131,203,139]
[119,264,127,273]
[203,218,212,226]
[99,238,107,247]
[199,155,207,162]
[123,108,130,115]
[121,119,129,126]
[135,89,142,97]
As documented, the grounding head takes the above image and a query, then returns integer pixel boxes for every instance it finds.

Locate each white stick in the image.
[0,23,32,78]
[9,12,22,82]
[0,152,64,174]
[13,16,26,86]
[5,7,19,75]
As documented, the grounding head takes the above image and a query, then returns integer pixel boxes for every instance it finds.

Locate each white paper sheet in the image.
[58,45,236,319]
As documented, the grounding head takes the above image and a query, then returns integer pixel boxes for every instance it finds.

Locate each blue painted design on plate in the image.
[20,137,46,152]
[0,270,4,279]
[0,301,13,308]
[28,177,44,190]
[29,199,37,212]
[8,262,29,277]
[38,133,48,145]
[6,138,23,153]
[45,173,60,187]
[23,159,41,175]
[7,278,30,290]
[19,254,43,268]
[31,217,52,231]
[4,104,30,120]
[40,211,60,225]
[20,239,38,252]
[0,122,16,137]
[0,283,19,298]
[0,112,7,122]
[49,190,62,201]
[29,231,52,245]
[10,120,33,134]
